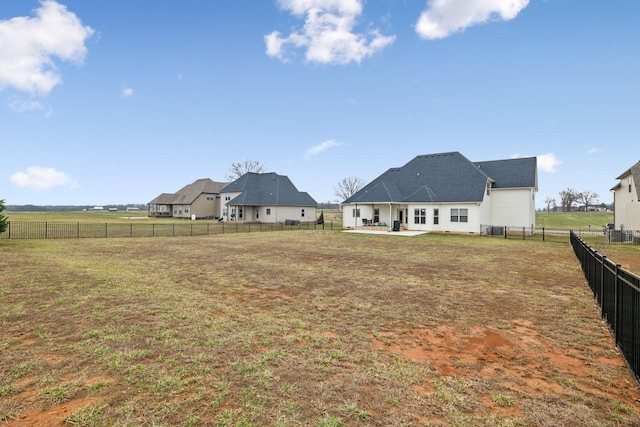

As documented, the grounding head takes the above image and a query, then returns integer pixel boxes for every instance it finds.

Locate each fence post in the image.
[522,226,525,240]
[542,227,545,241]
[504,226,507,239]
[614,263,621,346]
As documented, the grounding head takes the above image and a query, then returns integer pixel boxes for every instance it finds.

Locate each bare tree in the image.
[334,177,366,202]
[577,190,599,211]
[559,188,579,212]
[226,160,267,181]
[544,197,556,212]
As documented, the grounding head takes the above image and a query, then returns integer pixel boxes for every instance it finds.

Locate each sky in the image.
[1,0,638,209]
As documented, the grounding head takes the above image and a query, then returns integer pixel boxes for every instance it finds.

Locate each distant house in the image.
[148,178,229,219]
[610,160,640,230]
[342,151,537,233]
[220,172,317,223]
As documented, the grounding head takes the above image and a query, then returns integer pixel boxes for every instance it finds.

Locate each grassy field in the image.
[1,231,639,426]
[536,211,613,230]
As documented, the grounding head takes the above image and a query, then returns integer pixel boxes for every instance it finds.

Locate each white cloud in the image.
[416,0,529,40]
[121,86,134,97]
[9,96,44,112]
[305,139,341,158]
[0,0,94,95]
[587,147,601,155]
[265,0,395,64]
[537,153,561,173]
[10,166,78,190]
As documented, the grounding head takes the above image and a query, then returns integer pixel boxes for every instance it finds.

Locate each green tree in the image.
[0,199,8,234]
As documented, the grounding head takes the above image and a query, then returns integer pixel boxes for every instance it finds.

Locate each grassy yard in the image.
[536,211,613,230]
[1,231,639,426]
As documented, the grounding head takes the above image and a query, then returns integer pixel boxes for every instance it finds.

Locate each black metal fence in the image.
[570,231,640,383]
[0,220,339,240]
[480,225,640,245]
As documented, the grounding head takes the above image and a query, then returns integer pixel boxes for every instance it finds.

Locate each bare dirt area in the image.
[1,231,639,426]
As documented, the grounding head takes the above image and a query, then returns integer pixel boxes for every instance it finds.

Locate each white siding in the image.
[614,176,640,230]
[489,188,536,228]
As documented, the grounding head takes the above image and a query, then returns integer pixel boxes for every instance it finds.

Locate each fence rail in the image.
[0,220,339,240]
[570,231,640,384]
[480,225,640,245]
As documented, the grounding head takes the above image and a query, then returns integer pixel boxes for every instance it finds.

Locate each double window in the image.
[451,208,468,223]
[414,208,426,224]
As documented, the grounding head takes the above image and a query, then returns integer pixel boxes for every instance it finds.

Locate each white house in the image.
[611,160,640,231]
[220,172,317,224]
[342,152,537,233]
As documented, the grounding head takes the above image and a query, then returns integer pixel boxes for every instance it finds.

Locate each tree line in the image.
[544,189,603,212]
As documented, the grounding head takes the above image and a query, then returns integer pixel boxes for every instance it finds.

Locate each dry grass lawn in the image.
[1,231,639,426]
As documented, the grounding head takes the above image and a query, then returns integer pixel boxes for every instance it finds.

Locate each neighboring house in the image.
[148,178,229,219]
[342,151,537,233]
[220,172,317,223]
[611,160,640,230]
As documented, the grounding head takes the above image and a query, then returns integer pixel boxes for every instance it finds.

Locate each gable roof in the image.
[611,160,640,199]
[475,157,538,190]
[149,178,228,205]
[343,152,537,204]
[221,172,317,207]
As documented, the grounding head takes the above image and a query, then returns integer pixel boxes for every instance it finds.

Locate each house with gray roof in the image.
[220,172,317,223]
[148,178,229,219]
[342,152,538,233]
[611,160,640,231]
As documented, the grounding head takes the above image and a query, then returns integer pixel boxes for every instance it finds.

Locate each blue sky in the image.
[1,0,638,209]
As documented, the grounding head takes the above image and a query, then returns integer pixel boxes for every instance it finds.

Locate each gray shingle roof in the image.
[149,178,229,205]
[475,157,537,189]
[221,172,317,207]
[343,152,537,204]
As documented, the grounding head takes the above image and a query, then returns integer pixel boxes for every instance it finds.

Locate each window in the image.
[486,182,491,196]
[301,209,305,217]
[434,208,439,225]
[207,194,214,201]
[238,207,243,219]
[451,208,468,223]
[630,177,633,193]
[223,208,228,216]
[373,208,380,223]
[225,193,231,201]
[414,208,426,224]
[352,208,361,217]
[185,207,189,214]
[266,208,271,215]
[255,208,259,219]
